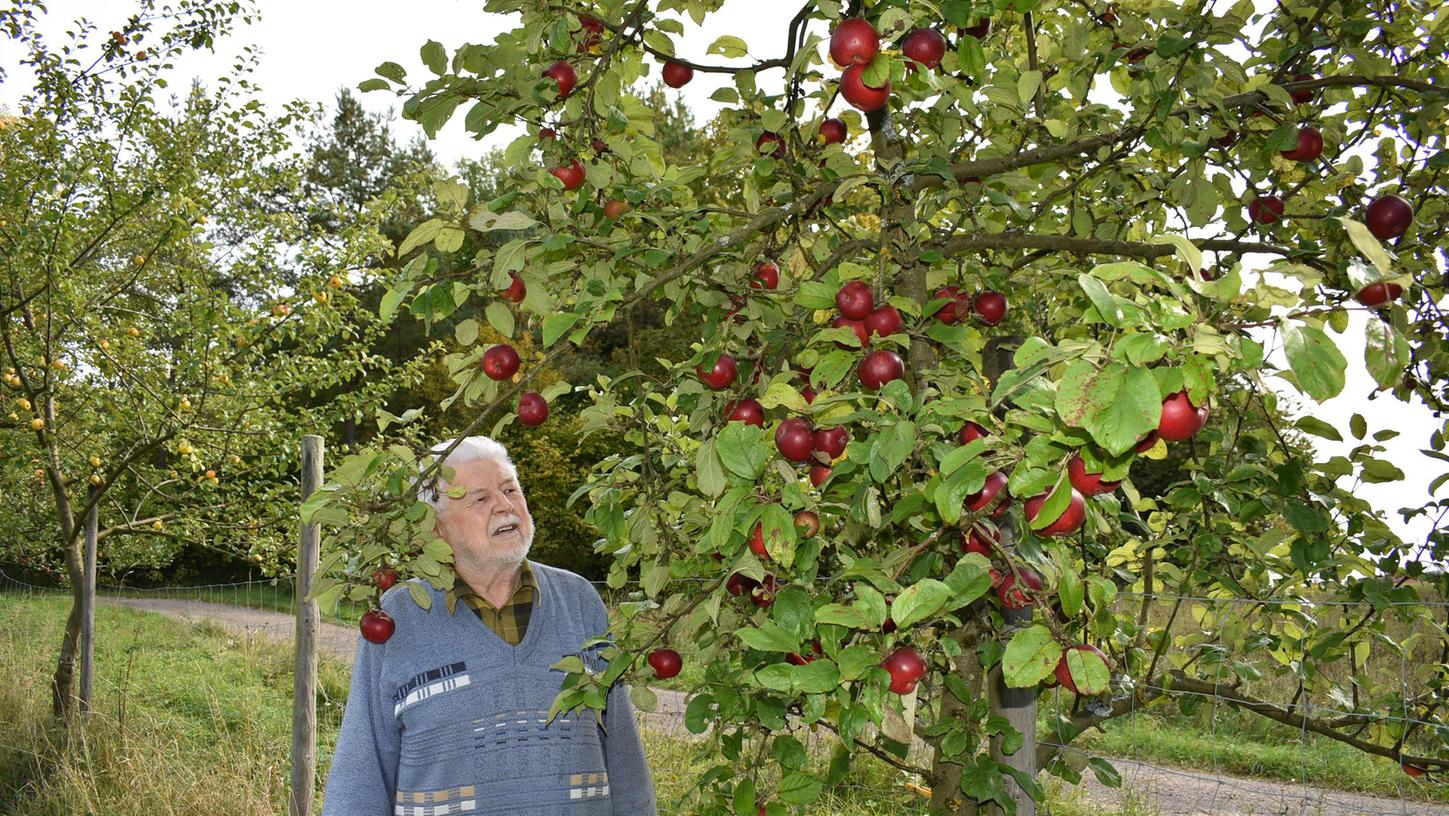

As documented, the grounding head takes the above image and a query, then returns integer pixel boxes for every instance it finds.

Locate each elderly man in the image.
[322,435,657,815]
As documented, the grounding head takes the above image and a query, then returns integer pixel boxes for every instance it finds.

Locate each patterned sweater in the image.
[321,562,657,816]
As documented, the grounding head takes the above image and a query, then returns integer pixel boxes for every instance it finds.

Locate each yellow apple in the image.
[30,418,44,430]
[89,455,101,468]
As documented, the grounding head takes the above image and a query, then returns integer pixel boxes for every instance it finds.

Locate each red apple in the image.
[726,398,766,426]
[1402,762,1427,779]
[814,426,849,459]
[755,131,786,159]
[1158,390,1209,441]
[810,464,832,487]
[482,344,521,380]
[932,286,970,323]
[1247,195,1285,225]
[960,524,997,556]
[961,18,991,39]
[372,567,399,591]
[840,64,890,112]
[576,14,604,52]
[995,570,1042,609]
[550,159,586,190]
[697,354,738,389]
[537,127,557,141]
[1354,281,1403,307]
[543,61,577,100]
[591,137,609,155]
[965,471,1010,517]
[830,18,879,66]
[360,609,395,644]
[750,523,769,559]
[726,572,757,597]
[1211,130,1238,148]
[1288,73,1315,105]
[662,61,694,88]
[865,305,903,337]
[832,315,870,348]
[751,575,779,607]
[974,291,1007,325]
[518,392,549,426]
[501,272,526,303]
[1054,643,1108,693]
[958,421,988,445]
[1024,488,1087,537]
[786,651,816,666]
[752,262,780,290]
[776,418,816,462]
[1365,194,1413,240]
[648,648,683,679]
[794,510,820,538]
[858,350,905,391]
[882,645,927,694]
[1068,454,1121,496]
[819,117,847,145]
[1280,126,1323,162]
[603,199,630,219]
[836,280,874,320]
[902,28,947,69]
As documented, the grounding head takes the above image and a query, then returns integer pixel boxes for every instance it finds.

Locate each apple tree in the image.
[314,0,1447,812]
[0,0,436,719]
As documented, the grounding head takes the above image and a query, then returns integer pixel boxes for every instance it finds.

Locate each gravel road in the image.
[101,597,1443,816]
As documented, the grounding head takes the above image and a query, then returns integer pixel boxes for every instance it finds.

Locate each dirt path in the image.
[102,597,1443,816]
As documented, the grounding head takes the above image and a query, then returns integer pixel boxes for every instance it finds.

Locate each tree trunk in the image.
[51,534,85,719]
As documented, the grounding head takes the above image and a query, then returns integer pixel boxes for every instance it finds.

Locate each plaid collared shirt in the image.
[448,562,537,646]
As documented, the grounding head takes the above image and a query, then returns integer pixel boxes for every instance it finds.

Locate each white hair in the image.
[418,435,519,509]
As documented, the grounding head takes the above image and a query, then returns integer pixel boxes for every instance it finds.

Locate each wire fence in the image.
[3,568,1445,815]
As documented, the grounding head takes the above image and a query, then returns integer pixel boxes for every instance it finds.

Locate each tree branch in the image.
[1169,672,1449,770]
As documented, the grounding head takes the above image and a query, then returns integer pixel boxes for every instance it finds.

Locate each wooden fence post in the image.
[78,484,99,713]
[984,337,1036,816]
[291,435,323,816]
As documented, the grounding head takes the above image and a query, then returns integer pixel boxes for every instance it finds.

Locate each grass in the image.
[0,592,1154,815]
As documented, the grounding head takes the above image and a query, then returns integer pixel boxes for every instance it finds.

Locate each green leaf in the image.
[1088,757,1122,787]
[1294,416,1342,441]
[717,422,768,480]
[1058,569,1083,618]
[737,623,799,652]
[696,438,727,497]
[778,770,824,804]
[1001,625,1061,687]
[420,40,448,75]
[542,313,581,347]
[1337,217,1393,278]
[1027,472,1073,531]
[890,579,952,630]
[455,318,480,347]
[469,208,539,232]
[869,420,916,482]
[492,238,531,281]
[1056,361,1159,456]
[1063,647,1110,694]
[706,35,749,58]
[815,603,870,629]
[375,61,407,82]
[835,645,879,680]
[1155,234,1202,276]
[357,78,390,92]
[484,301,515,338]
[398,218,443,256]
[407,581,432,611]
[1364,318,1409,389]
[1282,321,1347,401]
[944,555,992,606]
[754,664,794,691]
[794,660,841,694]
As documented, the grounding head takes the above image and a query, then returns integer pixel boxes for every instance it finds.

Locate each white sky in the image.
[4,1,1442,549]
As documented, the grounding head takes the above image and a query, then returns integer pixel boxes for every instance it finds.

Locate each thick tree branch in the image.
[1169,672,1449,770]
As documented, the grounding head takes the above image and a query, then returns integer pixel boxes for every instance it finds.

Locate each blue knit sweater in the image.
[321,562,657,815]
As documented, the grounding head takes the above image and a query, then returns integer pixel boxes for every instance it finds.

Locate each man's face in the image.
[434,457,534,571]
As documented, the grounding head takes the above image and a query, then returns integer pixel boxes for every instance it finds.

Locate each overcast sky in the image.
[4,1,1442,549]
